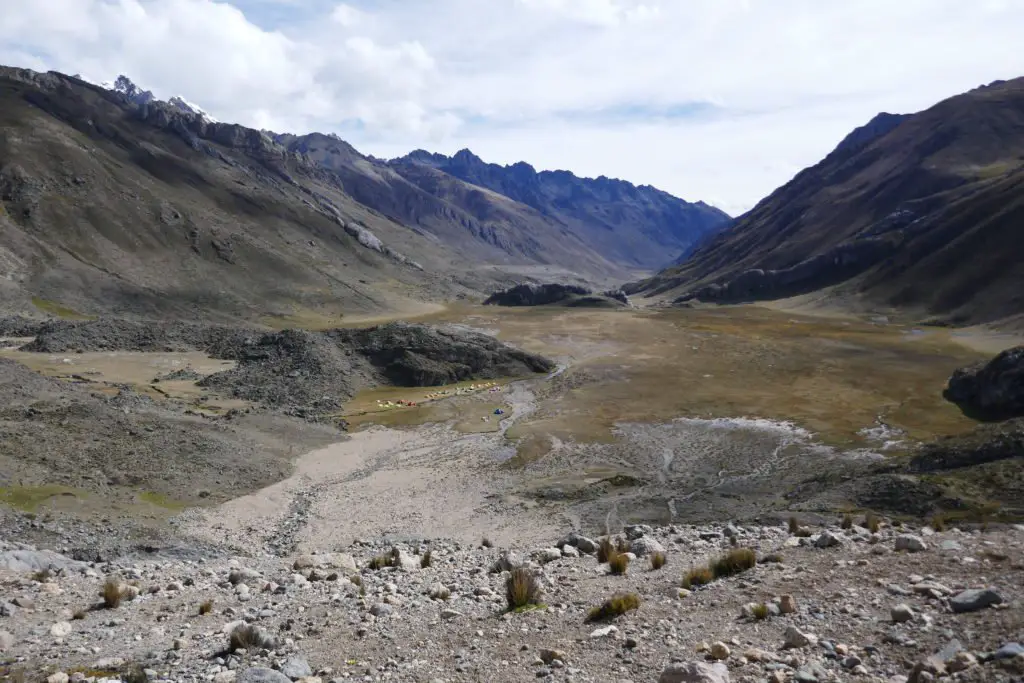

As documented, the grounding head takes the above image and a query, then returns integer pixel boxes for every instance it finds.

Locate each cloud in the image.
[3,0,1024,212]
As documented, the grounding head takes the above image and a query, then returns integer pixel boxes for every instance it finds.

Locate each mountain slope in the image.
[630,78,1024,325]
[0,67,473,323]
[392,149,730,271]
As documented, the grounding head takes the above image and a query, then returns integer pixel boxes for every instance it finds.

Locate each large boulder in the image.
[658,661,730,683]
[944,347,1024,421]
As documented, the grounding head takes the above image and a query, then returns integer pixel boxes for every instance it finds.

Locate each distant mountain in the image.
[391,149,730,270]
[630,78,1024,326]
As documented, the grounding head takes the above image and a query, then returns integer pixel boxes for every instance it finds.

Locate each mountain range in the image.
[630,77,1024,326]
[0,68,728,323]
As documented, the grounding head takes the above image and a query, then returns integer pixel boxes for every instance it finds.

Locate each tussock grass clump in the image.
[608,550,629,576]
[752,602,770,620]
[350,573,363,587]
[481,537,494,548]
[615,537,631,554]
[229,623,275,652]
[710,548,757,579]
[865,511,881,533]
[841,513,853,529]
[930,513,947,531]
[794,527,814,538]
[198,599,214,616]
[102,578,126,609]
[759,552,784,564]
[505,567,543,610]
[586,592,640,622]
[420,550,432,568]
[650,551,667,570]
[72,608,88,620]
[682,565,714,589]
[32,568,53,583]
[368,547,402,571]
[597,537,615,563]
[788,516,800,534]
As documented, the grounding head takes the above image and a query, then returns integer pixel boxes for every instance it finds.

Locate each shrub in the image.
[794,527,814,538]
[650,551,667,570]
[229,623,275,652]
[597,537,615,563]
[32,568,53,583]
[865,511,881,533]
[615,536,631,553]
[759,552,784,564]
[72,608,87,620]
[586,592,640,622]
[788,516,800,534]
[481,537,494,548]
[608,550,629,575]
[198,599,214,616]
[682,566,714,589]
[369,549,401,570]
[710,548,757,579]
[350,573,363,587]
[930,513,947,531]
[505,567,543,610]
[841,513,853,529]
[420,550,432,568]
[752,602,770,620]
[102,578,126,609]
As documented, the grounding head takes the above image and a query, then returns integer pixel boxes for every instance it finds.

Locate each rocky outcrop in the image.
[484,283,626,308]
[944,347,1024,421]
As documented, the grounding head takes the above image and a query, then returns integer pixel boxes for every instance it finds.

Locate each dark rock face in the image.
[908,418,1024,471]
[484,284,627,308]
[943,347,1024,421]
[484,284,590,306]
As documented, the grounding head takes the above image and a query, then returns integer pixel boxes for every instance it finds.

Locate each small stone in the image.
[440,608,462,620]
[891,604,915,623]
[994,643,1024,660]
[561,545,579,558]
[50,621,72,638]
[238,669,291,683]
[47,674,70,683]
[12,597,34,609]
[539,649,567,664]
[895,535,927,552]
[369,603,393,617]
[709,641,731,660]
[589,625,618,638]
[814,531,843,548]
[658,661,730,683]
[535,548,562,564]
[428,583,451,600]
[947,652,977,672]
[783,626,817,649]
[779,595,797,614]
[949,588,1003,613]
[279,656,312,679]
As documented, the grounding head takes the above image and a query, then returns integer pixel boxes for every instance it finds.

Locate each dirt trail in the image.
[181,369,567,556]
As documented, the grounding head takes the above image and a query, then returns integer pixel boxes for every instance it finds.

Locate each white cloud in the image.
[3,0,1024,213]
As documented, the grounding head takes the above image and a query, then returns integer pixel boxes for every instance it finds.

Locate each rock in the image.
[814,531,843,548]
[0,549,83,573]
[949,588,1003,613]
[709,642,731,660]
[994,643,1024,660]
[0,630,13,650]
[47,675,69,683]
[779,595,797,614]
[490,552,521,573]
[947,652,977,672]
[629,536,666,557]
[0,603,17,617]
[783,626,817,649]
[279,656,312,679]
[940,540,963,551]
[50,621,72,638]
[292,555,315,570]
[214,673,238,683]
[540,649,567,664]
[11,597,34,609]
[428,583,451,600]
[658,661,730,683]
[229,568,262,585]
[561,545,579,558]
[575,536,598,554]
[239,670,292,683]
[589,625,618,638]
[440,608,462,620]
[370,603,393,617]
[943,346,1024,421]
[625,524,653,540]
[891,604,915,623]
[895,535,927,552]
[535,548,562,564]
[723,524,740,538]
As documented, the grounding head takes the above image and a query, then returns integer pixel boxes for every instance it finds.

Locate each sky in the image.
[3,1,1024,216]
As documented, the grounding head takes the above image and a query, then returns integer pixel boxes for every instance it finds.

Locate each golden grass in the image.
[586,592,640,622]
[505,567,543,610]
[102,578,125,609]
[752,603,770,620]
[30,297,94,320]
[682,565,714,589]
[0,485,80,512]
[650,551,667,570]
[198,599,214,615]
[711,548,757,578]
[865,511,881,533]
[608,551,629,576]
[420,550,432,568]
[597,537,615,564]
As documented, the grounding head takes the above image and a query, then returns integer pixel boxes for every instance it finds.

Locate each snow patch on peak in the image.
[168,96,218,123]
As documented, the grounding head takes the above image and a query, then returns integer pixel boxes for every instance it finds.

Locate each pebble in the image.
[783,626,817,649]
[779,595,797,614]
[891,603,915,623]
